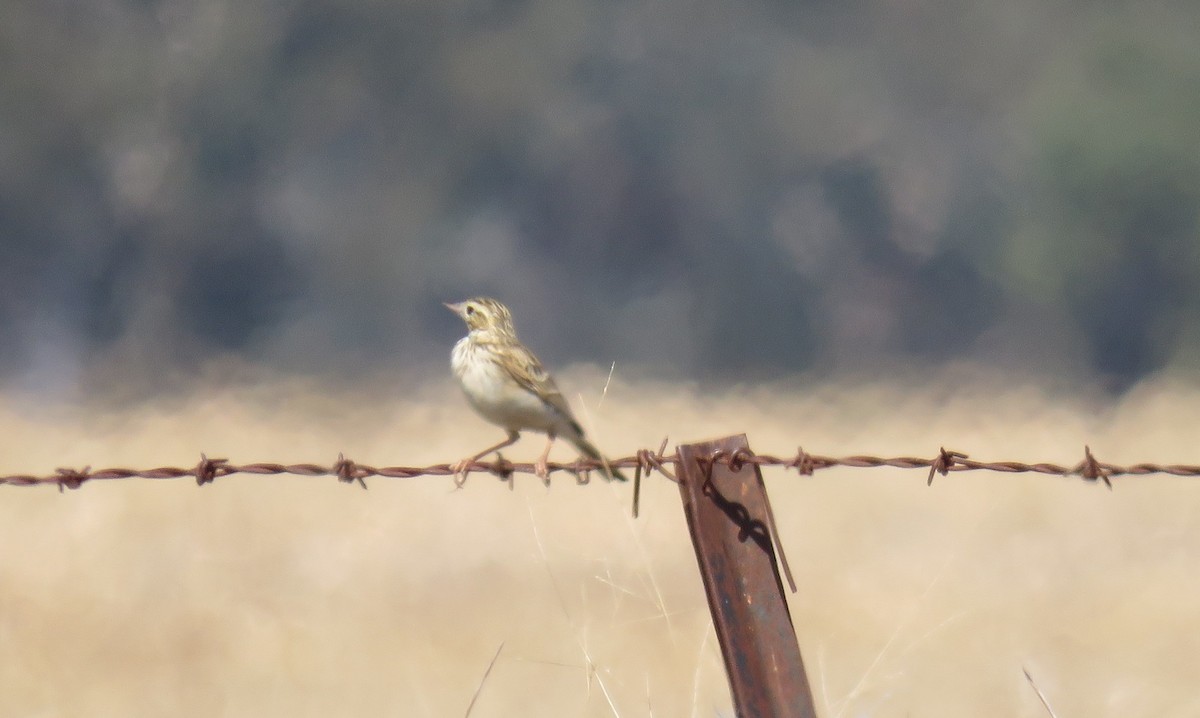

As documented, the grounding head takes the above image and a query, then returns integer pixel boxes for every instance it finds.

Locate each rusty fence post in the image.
[677,434,816,718]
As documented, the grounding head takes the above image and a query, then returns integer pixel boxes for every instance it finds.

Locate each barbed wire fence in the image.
[4,442,1199,492]
[7,436,1199,716]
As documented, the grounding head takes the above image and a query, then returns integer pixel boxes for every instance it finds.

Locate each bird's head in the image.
[444,297,516,335]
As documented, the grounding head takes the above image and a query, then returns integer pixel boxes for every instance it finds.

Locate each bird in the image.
[445,297,626,483]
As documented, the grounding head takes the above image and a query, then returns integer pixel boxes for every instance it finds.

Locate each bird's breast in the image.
[450,337,562,433]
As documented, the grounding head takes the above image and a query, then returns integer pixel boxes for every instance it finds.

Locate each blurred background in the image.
[3,1,1200,716]
[2,0,1199,399]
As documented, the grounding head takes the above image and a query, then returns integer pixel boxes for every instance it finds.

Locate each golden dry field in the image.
[2,365,1198,717]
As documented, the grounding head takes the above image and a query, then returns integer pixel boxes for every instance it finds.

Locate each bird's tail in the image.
[571,436,628,482]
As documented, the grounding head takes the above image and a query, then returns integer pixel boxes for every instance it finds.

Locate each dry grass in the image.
[1,365,1199,717]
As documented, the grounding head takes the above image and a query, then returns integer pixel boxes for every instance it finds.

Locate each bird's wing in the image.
[497,340,582,432]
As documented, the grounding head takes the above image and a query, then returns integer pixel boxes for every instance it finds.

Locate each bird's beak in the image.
[444,301,464,316]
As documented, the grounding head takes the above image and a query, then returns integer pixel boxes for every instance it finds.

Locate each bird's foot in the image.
[451,458,474,488]
[534,456,551,487]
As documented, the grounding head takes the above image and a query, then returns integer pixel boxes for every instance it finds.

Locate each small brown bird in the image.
[446,297,626,482]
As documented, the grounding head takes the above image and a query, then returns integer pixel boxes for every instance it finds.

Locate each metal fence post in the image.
[677,434,816,718]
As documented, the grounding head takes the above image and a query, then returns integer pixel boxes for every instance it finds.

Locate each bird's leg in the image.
[535,433,557,486]
[453,430,520,483]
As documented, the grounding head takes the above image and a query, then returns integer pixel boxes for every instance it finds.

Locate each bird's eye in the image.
[466,305,475,315]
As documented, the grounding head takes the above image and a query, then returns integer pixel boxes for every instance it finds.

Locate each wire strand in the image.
[3,443,1194,490]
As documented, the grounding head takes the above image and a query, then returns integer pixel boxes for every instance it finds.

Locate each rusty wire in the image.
[1,443,1197,492]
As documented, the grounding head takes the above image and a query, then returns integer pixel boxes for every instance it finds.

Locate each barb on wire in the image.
[1074,445,1112,490]
[632,436,675,519]
[928,447,968,486]
[2,444,1198,490]
[195,454,227,486]
[787,447,817,476]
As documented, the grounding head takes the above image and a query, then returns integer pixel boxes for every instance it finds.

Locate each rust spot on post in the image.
[677,434,816,718]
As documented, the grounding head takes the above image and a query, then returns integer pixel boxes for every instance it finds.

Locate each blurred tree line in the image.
[0,0,1196,394]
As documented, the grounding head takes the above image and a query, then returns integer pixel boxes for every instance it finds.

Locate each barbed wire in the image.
[3,442,1199,492]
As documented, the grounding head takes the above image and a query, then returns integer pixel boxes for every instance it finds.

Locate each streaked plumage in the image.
[446,297,626,482]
